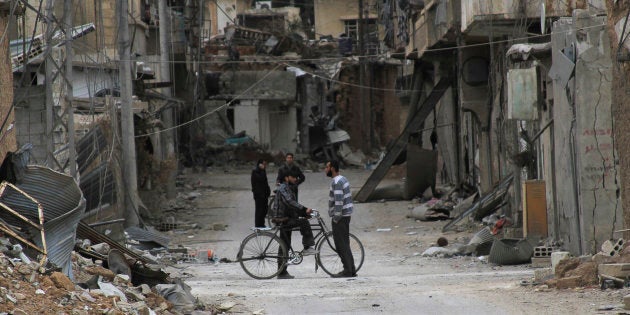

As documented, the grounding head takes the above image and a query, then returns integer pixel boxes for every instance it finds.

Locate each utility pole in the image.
[117,0,140,227]
[64,0,76,178]
[358,0,369,152]
[44,0,55,169]
[158,0,176,199]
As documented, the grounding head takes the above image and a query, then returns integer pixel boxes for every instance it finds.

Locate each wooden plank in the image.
[354,76,451,202]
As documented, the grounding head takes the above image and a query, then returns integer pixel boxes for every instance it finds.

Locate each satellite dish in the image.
[540,2,546,34]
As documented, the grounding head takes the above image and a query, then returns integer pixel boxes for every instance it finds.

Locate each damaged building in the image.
[384,0,623,256]
[1,0,630,285]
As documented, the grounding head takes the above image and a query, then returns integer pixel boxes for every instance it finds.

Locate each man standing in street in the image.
[251,159,271,228]
[325,160,356,278]
[276,153,305,201]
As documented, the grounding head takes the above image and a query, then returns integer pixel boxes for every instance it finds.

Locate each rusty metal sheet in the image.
[0,166,85,278]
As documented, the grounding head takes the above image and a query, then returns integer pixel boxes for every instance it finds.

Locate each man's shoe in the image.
[302,248,319,256]
[331,271,356,278]
[277,273,295,279]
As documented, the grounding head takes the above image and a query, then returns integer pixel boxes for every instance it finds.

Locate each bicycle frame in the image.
[266,210,330,263]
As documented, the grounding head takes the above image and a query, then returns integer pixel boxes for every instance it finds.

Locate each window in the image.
[343,19,377,40]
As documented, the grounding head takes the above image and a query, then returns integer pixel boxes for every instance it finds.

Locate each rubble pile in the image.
[0,243,219,315]
[0,251,179,314]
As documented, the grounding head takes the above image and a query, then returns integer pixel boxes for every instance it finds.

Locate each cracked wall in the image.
[552,12,622,255]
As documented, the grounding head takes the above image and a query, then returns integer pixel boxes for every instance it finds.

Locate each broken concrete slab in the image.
[598,263,630,279]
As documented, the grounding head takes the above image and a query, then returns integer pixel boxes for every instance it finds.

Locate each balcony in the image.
[407,0,458,59]
[461,0,606,37]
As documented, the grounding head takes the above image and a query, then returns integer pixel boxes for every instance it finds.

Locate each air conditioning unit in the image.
[255,1,272,9]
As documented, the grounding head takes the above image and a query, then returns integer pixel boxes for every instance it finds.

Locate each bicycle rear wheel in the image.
[266,195,276,227]
[316,232,364,276]
[238,231,287,279]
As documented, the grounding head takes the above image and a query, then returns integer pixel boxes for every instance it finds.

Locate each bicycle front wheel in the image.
[238,231,287,279]
[316,232,364,276]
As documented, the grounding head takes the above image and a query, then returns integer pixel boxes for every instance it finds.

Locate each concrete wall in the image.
[435,64,459,185]
[461,0,606,34]
[313,0,378,39]
[408,0,458,58]
[459,46,492,192]
[234,99,260,143]
[264,100,298,152]
[233,99,297,152]
[374,63,405,148]
[550,12,622,255]
[221,71,296,100]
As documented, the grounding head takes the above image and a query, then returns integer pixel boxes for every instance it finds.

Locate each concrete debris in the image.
[155,280,196,314]
[0,250,185,314]
[337,143,365,167]
[536,245,630,290]
[601,238,625,257]
[421,246,459,258]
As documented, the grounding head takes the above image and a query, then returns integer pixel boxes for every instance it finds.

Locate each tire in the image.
[315,232,364,276]
[238,231,287,279]
[266,194,282,227]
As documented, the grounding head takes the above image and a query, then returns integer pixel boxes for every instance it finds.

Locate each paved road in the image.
[169,167,621,314]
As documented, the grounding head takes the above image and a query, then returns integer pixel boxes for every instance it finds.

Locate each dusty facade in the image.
[400,0,624,255]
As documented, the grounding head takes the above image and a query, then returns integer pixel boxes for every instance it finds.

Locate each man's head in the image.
[325,160,340,178]
[285,153,294,165]
[284,169,300,184]
[257,159,266,170]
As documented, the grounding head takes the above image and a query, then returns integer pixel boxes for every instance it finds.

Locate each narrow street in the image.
[164,166,624,314]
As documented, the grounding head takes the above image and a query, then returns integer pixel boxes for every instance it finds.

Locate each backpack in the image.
[268,191,284,218]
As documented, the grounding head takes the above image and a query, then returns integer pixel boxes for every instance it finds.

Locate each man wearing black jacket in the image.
[275,169,317,279]
[251,159,271,228]
[276,153,305,201]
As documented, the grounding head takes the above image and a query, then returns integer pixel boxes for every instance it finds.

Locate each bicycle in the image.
[237,209,364,279]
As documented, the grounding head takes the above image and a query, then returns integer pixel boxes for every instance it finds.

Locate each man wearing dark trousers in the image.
[275,170,317,279]
[325,160,356,278]
[251,159,271,228]
[276,153,305,201]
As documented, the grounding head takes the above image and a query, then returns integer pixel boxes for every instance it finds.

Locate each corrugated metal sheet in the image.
[0,166,85,278]
[125,226,170,248]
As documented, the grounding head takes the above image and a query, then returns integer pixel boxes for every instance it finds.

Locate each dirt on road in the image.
[162,165,628,315]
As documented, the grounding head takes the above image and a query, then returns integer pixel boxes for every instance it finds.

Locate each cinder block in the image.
[531,257,551,268]
[601,238,625,257]
[533,246,554,257]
